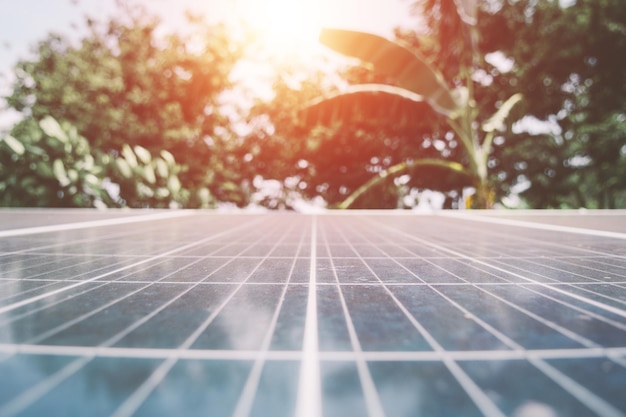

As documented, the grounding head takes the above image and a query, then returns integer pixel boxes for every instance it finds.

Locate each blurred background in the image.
[0,0,624,210]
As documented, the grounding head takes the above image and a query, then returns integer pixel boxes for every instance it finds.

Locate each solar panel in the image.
[0,209,625,417]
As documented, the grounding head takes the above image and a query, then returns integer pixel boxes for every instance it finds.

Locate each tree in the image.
[243,58,473,209]
[0,117,110,208]
[298,17,522,208]
[270,0,625,209]
[4,4,249,207]
[0,116,186,208]
[474,0,626,208]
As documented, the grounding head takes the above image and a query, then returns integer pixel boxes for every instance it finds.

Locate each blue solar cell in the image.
[0,209,625,417]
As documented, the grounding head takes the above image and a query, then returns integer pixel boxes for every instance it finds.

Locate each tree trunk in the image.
[468,183,494,209]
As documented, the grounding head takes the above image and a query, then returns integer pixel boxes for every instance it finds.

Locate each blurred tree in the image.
[244,60,473,209]
[4,3,248,207]
[251,0,625,209]
[0,117,186,208]
[250,0,519,209]
[475,0,626,208]
[300,27,524,209]
[0,117,110,207]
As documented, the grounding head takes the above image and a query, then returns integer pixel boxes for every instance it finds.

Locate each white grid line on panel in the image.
[491,258,626,308]
[486,258,626,317]
[0,211,624,417]
[398,214,626,259]
[111,216,306,417]
[536,257,626,279]
[234,218,309,417]
[345,220,532,352]
[0,217,268,315]
[379,218,626,321]
[441,212,626,240]
[332,217,506,417]
[0,211,194,238]
[295,215,322,417]
[0,356,93,417]
[362,215,626,417]
[319,220,386,417]
[0,216,282,416]
[1,343,626,362]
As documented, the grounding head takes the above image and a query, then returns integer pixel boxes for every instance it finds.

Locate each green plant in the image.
[303,2,522,209]
[0,117,110,207]
[0,116,189,208]
[5,5,248,208]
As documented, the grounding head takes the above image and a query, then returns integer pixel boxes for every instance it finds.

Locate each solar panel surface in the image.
[0,209,625,417]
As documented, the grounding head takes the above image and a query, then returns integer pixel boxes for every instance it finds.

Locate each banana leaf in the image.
[300,84,437,130]
[319,29,459,116]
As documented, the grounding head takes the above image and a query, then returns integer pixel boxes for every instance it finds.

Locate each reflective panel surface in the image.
[0,209,625,416]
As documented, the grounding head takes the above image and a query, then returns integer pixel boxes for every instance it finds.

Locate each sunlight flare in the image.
[236,0,321,54]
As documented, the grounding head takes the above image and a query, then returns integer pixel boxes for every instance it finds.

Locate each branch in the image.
[337,158,472,209]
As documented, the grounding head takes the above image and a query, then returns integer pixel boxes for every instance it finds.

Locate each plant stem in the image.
[337,159,471,209]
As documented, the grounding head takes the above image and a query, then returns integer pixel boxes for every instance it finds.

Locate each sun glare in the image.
[236,0,321,54]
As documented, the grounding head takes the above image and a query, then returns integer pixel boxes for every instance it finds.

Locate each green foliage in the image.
[302,24,522,209]
[277,0,625,209]
[4,4,249,208]
[246,67,472,209]
[3,0,622,210]
[318,29,459,115]
[0,117,108,207]
[409,0,476,82]
[480,0,626,208]
[337,158,469,209]
[108,144,189,208]
[0,117,188,208]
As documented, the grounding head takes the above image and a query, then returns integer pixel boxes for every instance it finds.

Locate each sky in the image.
[0,0,417,77]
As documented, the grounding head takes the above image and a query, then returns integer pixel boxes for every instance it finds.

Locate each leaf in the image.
[141,165,157,184]
[220,181,239,192]
[134,145,152,165]
[36,162,54,178]
[20,176,37,189]
[80,154,95,171]
[301,84,436,129]
[319,29,459,116]
[136,183,154,198]
[155,187,170,198]
[67,169,79,183]
[160,150,176,167]
[84,173,100,186]
[197,188,212,206]
[154,159,169,178]
[39,116,69,143]
[482,93,524,133]
[26,144,47,157]
[53,159,71,186]
[167,176,181,193]
[1,135,26,156]
[453,0,478,25]
[122,144,138,168]
[115,158,133,179]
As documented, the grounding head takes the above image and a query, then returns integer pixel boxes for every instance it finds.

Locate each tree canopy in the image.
[475,0,625,208]
[3,5,248,208]
[249,0,625,209]
[1,0,624,209]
